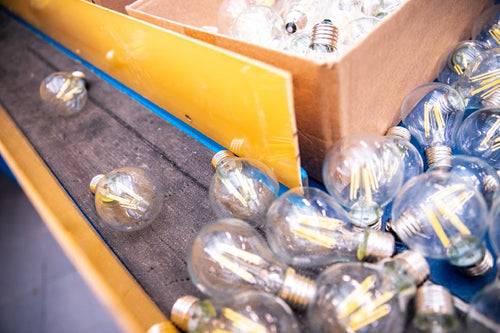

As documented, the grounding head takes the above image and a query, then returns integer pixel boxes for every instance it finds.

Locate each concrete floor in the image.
[0,172,123,333]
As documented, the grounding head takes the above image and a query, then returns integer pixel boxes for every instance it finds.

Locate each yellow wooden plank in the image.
[0,105,177,333]
[0,0,301,188]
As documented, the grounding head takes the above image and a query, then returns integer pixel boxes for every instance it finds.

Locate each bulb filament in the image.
[205,244,264,283]
[55,78,83,102]
[423,102,445,138]
[469,68,500,100]
[337,275,394,331]
[480,118,500,150]
[220,166,258,207]
[488,24,500,45]
[349,164,379,203]
[219,307,270,333]
[291,216,345,248]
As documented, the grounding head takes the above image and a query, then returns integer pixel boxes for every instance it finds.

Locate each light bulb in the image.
[187,218,316,308]
[385,126,424,185]
[471,4,500,49]
[340,16,381,52]
[428,154,500,209]
[391,171,493,276]
[456,107,500,170]
[454,47,500,110]
[283,30,311,55]
[307,250,429,333]
[322,132,404,229]
[360,0,404,18]
[39,70,87,115]
[218,0,282,35]
[231,5,285,50]
[306,19,340,60]
[168,291,300,333]
[265,187,395,268]
[466,281,500,333]
[413,282,460,333]
[401,82,465,167]
[209,150,280,228]
[437,40,490,86]
[489,196,500,261]
[89,166,162,231]
[280,0,335,33]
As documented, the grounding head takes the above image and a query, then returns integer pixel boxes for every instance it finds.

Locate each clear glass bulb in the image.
[437,40,490,86]
[340,16,381,52]
[322,132,404,229]
[360,0,404,18]
[187,218,316,308]
[391,171,493,276]
[454,48,500,110]
[471,4,500,49]
[231,5,285,50]
[489,196,500,259]
[428,154,500,209]
[89,167,163,231]
[218,0,251,35]
[265,187,395,268]
[209,150,280,228]
[308,250,429,333]
[283,31,311,55]
[279,0,336,33]
[412,282,460,333]
[168,291,300,333]
[400,82,465,167]
[456,107,500,170]
[39,71,87,116]
[385,126,424,185]
[466,281,500,333]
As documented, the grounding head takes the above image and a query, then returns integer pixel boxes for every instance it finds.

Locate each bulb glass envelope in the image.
[1,0,302,188]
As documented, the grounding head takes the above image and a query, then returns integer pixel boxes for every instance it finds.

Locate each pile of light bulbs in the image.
[215,0,406,59]
[167,5,500,333]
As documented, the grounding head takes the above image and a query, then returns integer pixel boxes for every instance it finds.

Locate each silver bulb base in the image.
[211,150,235,169]
[386,126,411,141]
[89,174,105,194]
[391,211,422,242]
[170,295,200,332]
[416,282,454,316]
[393,250,430,285]
[279,268,316,309]
[309,19,339,52]
[284,10,307,33]
[147,322,178,333]
[459,249,494,276]
[425,146,452,168]
[352,217,382,232]
[364,230,395,260]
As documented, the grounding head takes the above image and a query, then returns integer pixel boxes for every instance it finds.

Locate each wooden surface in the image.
[0,9,217,330]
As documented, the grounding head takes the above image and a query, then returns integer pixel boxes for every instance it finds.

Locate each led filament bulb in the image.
[454,48,500,110]
[385,126,424,184]
[169,292,300,333]
[471,4,500,48]
[307,19,339,59]
[188,218,316,308]
[39,71,87,115]
[322,132,404,229]
[413,283,459,333]
[340,16,381,52]
[307,250,429,333]
[401,82,465,167]
[231,5,285,49]
[89,167,162,231]
[466,281,500,332]
[209,150,280,228]
[437,40,490,86]
[456,107,500,170]
[265,187,395,268]
[428,154,500,208]
[391,171,493,276]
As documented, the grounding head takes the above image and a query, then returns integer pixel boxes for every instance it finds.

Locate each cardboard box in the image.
[126,0,492,180]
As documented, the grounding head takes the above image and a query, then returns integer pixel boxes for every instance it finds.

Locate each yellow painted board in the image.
[0,105,177,333]
[0,0,301,188]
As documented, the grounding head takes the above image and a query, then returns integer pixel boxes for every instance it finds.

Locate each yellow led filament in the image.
[206,244,264,283]
[216,308,270,333]
[349,164,379,203]
[290,216,345,248]
[469,68,500,100]
[423,102,445,138]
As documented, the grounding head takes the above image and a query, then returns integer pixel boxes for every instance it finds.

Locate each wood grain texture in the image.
[0,9,216,318]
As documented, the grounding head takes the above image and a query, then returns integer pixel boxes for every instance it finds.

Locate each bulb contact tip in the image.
[279,268,316,309]
[170,295,200,332]
[284,10,307,33]
[386,126,411,141]
[211,150,235,169]
[89,174,105,194]
[364,230,395,260]
[461,249,494,276]
[425,146,452,168]
[416,282,454,316]
[394,250,430,285]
